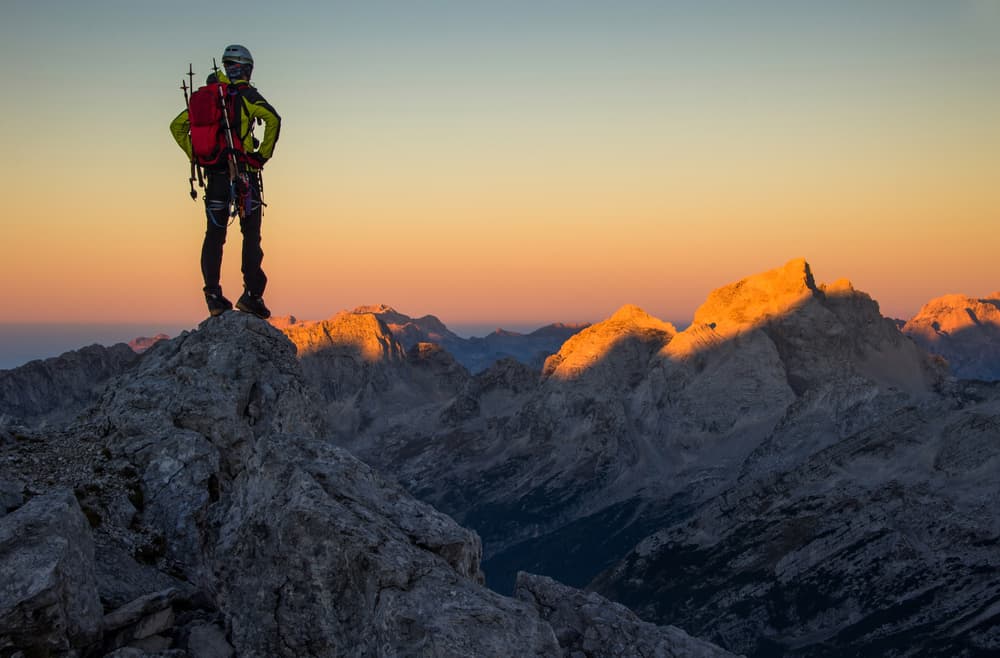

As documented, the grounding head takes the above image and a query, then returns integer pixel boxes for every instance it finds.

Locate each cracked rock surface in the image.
[89,313,559,655]
[516,572,741,658]
[2,312,727,656]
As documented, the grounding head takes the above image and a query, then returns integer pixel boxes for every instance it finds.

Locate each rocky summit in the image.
[0,311,733,657]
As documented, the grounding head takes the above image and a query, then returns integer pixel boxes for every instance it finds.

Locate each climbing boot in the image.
[236,291,271,319]
[205,290,233,317]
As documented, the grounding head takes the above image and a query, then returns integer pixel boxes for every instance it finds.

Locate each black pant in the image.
[201,169,267,297]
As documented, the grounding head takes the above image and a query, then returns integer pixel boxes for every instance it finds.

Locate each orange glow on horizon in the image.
[3,4,997,327]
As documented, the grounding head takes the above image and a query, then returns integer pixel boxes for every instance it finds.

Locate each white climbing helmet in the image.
[222,44,253,65]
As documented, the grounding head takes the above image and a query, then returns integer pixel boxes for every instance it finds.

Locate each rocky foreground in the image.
[0,313,735,657]
[3,258,999,657]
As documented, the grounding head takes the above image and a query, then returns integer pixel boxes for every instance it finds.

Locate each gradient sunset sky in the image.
[2,1,998,329]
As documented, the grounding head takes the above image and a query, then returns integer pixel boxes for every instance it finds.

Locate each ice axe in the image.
[181,64,203,200]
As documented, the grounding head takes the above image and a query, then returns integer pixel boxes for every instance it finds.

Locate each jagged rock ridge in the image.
[278,305,589,374]
[0,343,139,426]
[296,258,996,656]
[338,259,944,580]
[1,312,730,656]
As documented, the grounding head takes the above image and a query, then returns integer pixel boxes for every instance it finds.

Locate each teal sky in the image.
[1,1,998,329]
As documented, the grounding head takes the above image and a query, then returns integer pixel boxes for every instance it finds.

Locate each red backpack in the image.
[188,82,246,167]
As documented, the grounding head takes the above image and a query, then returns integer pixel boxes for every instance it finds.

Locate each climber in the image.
[169,44,281,319]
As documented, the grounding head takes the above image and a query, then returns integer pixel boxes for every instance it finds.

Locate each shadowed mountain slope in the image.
[593,389,1000,657]
[0,343,139,426]
[314,260,952,606]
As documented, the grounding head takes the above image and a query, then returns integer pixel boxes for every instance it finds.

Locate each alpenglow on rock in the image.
[277,305,589,374]
[903,292,1000,380]
[691,258,941,395]
[315,258,997,657]
[542,303,676,383]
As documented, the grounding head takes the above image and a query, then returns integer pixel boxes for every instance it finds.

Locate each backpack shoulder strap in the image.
[229,82,255,142]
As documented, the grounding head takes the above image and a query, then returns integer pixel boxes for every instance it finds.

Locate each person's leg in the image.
[201,171,232,314]
[235,175,271,318]
[239,175,267,297]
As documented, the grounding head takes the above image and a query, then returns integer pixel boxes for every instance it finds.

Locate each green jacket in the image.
[169,71,281,169]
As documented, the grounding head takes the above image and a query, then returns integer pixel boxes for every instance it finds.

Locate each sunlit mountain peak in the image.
[907,294,1000,333]
[606,304,674,329]
[904,293,1000,347]
[353,304,399,316]
[902,292,1000,381]
[281,310,404,363]
[542,304,676,381]
[692,257,820,335]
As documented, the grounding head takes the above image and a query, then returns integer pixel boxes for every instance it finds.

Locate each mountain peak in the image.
[908,293,1000,325]
[607,304,673,328]
[693,258,820,333]
[906,295,1000,345]
[821,278,856,295]
[542,305,675,381]
[351,304,416,327]
[353,304,398,315]
[280,311,404,363]
[683,258,941,394]
[903,293,1000,380]
[267,315,302,330]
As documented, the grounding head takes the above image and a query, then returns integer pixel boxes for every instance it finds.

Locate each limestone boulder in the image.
[0,490,102,654]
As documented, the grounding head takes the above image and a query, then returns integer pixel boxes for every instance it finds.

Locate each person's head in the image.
[222,44,253,81]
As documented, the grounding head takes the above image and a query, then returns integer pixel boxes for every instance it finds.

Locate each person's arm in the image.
[241,87,281,163]
[169,108,194,161]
